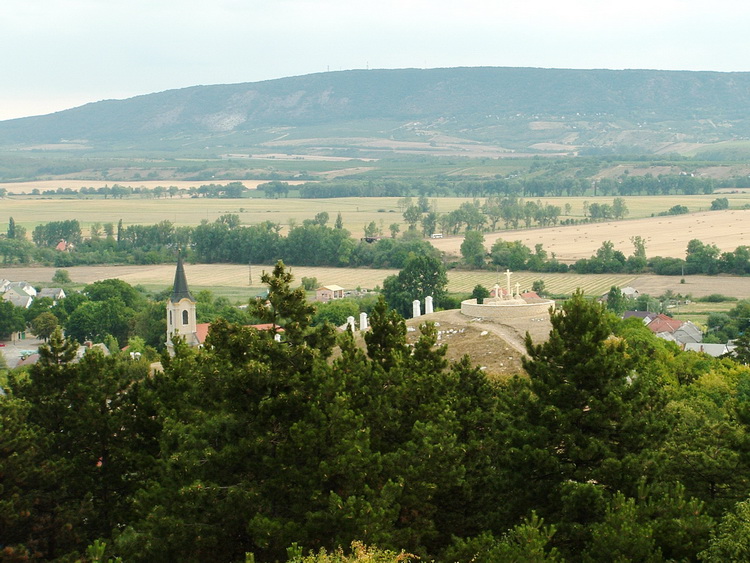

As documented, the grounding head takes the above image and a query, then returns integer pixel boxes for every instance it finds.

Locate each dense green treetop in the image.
[6,267,750,561]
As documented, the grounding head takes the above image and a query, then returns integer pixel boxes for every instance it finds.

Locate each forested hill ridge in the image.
[4,67,750,156]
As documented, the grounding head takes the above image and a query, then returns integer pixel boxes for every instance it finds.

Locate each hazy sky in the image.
[2,0,749,120]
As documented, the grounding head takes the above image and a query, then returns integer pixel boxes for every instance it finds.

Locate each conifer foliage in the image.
[5,269,750,561]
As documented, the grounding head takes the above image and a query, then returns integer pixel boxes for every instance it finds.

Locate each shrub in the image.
[697,294,738,303]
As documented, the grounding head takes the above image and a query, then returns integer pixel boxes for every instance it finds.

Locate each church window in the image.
[182,309,189,325]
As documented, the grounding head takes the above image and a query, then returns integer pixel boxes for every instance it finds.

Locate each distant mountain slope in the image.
[3,67,750,154]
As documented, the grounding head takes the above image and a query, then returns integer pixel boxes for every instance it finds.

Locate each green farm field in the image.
[669,301,736,327]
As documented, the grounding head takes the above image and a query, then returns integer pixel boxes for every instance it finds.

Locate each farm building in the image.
[599,286,639,302]
[38,288,66,303]
[316,285,345,303]
[55,240,74,252]
[2,288,33,308]
[8,281,36,297]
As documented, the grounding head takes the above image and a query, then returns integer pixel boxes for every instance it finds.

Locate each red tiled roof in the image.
[249,323,284,332]
[196,322,283,344]
[196,323,211,344]
[646,314,683,334]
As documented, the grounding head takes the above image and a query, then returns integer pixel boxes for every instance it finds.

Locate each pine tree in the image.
[364,296,409,370]
[250,260,335,356]
[521,291,639,485]
[382,253,447,318]
[4,330,157,559]
[507,291,671,556]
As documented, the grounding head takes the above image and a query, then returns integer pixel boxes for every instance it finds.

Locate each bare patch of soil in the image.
[404,309,552,380]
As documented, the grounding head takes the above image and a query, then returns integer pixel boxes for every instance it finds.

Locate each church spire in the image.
[170,251,194,303]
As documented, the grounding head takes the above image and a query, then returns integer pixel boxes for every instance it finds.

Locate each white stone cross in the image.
[505,269,512,297]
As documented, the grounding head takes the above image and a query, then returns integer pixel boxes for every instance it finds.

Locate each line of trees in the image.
[7,212,750,278]
[2,215,444,271]
[4,268,750,560]
[282,173,721,198]
[24,181,253,199]
[460,231,750,277]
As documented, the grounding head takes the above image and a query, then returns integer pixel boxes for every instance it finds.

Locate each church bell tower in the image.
[166,252,199,354]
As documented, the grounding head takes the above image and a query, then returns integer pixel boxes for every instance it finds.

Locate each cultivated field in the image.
[2,193,750,242]
[431,209,750,262]
[0,179,307,194]
[0,194,408,236]
[2,264,748,302]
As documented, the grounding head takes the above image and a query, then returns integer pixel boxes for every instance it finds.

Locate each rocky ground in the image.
[404,309,552,380]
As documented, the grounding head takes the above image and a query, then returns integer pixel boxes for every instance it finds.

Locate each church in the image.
[165,255,282,354]
[165,253,202,355]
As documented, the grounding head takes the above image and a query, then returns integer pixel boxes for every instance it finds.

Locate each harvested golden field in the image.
[2,264,748,301]
[4,193,750,239]
[0,264,397,297]
[0,179,304,194]
[0,195,405,236]
[430,209,750,263]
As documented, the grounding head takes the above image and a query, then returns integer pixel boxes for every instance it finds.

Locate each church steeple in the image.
[170,251,194,303]
[166,251,199,354]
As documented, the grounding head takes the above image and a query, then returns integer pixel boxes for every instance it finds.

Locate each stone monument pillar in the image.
[359,312,368,331]
[347,316,356,331]
[425,295,434,315]
[413,299,421,318]
[515,282,521,298]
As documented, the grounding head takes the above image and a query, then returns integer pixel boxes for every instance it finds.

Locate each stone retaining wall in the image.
[460,298,554,321]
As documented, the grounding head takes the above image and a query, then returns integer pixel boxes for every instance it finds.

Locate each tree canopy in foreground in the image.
[3,265,750,561]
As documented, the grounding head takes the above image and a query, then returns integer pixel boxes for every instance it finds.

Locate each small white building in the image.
[621,286,640,299]
[38,288,66,303]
